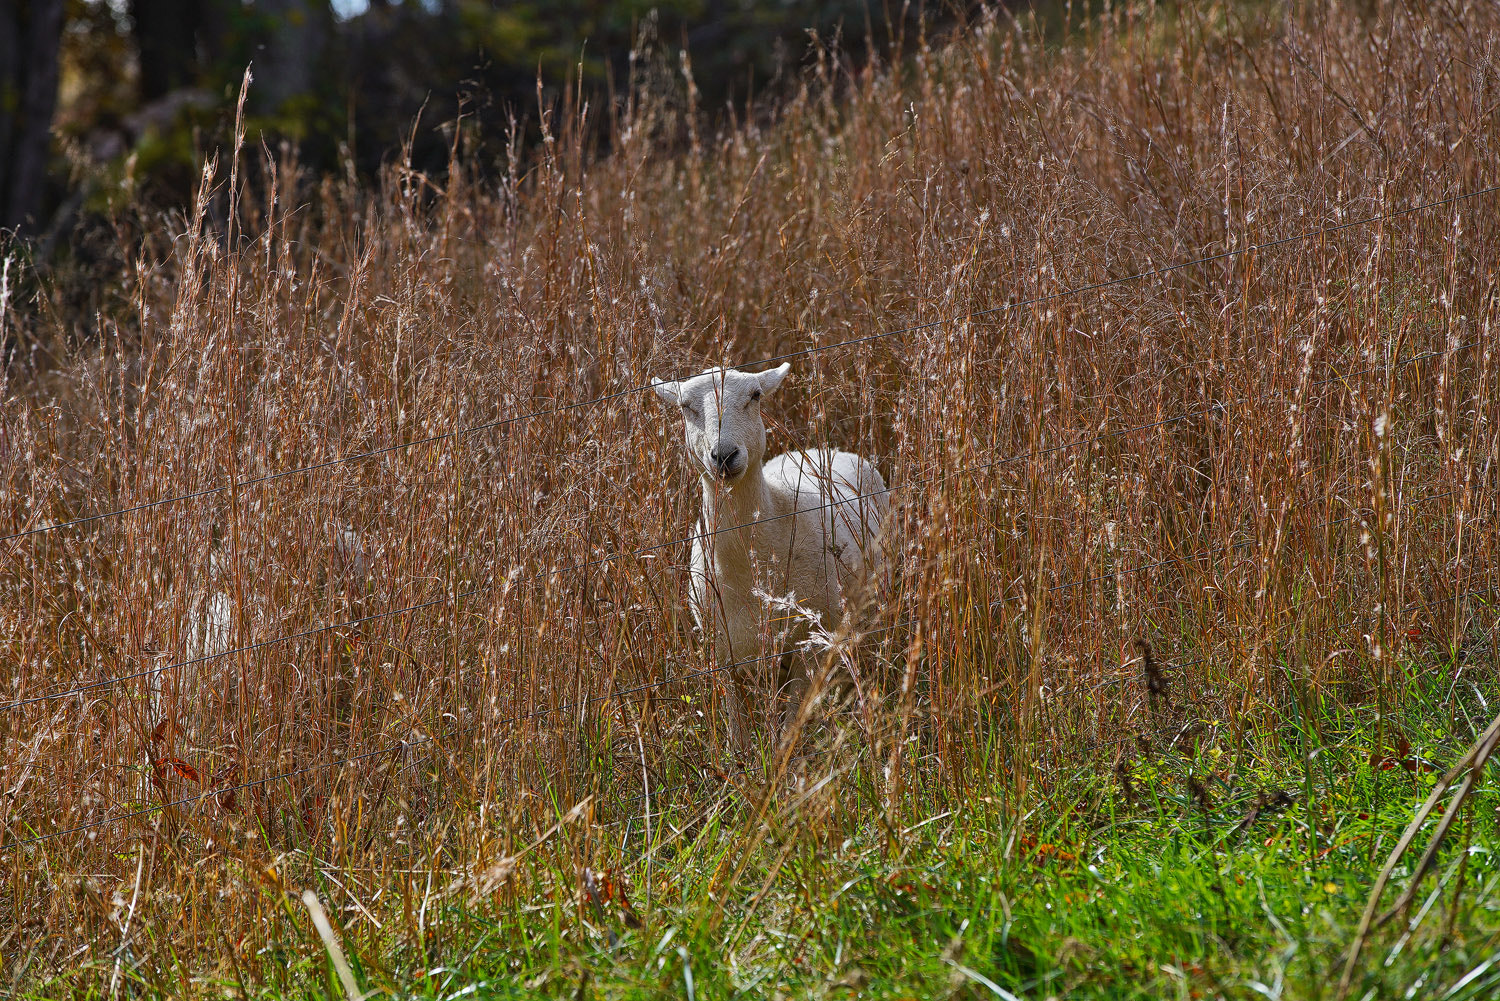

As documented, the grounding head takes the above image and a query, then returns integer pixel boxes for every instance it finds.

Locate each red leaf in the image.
[165,758,201,783]
[211,763,241,812]
[300,793,328,834]
[611,875,643,929]
[1034,843,1076,863]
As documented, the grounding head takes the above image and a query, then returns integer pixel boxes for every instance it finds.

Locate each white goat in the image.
[166,526,369,712]
[651,363,889,746]
[155,562,234,716]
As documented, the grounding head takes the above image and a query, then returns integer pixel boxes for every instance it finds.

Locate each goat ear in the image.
[650,377,680,404]
[757,362,791,395]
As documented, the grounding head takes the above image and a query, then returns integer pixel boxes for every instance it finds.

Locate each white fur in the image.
[154,562,234,715]
[165,526,369,712]
[651,363,889,746]
[186,588,234,664]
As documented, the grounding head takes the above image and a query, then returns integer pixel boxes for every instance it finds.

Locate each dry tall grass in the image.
[1,0,1497,986]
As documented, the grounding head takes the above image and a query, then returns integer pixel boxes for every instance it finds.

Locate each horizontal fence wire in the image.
[3,337,1481,714]
[1050,488,1465,595]
[1406,579,1500,615]
[3,183,1495,547]
[0,633,872,851]
[18,474,1496,858]
[604,547,1500,828]
[0,636,1208,853]
[5,190,1495,855]
[10,525,1491,854]
[613,711,1226,834]
[592,656,1217,819]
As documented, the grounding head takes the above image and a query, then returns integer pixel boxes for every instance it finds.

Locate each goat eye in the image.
[750,390,761,402]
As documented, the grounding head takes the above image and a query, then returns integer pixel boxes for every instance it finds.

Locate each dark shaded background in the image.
[2,0,937,265]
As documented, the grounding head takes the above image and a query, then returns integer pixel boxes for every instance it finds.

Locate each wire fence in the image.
[0,635,1208,853]
[10,478,1494,856]
[3,335,1483,715]
[605,709,1212,842]
[1049,487,1466,596]
[2,510,1489,854]
[4,183,1495,548]
[2,185,1496,857]
[2,358,1491,848]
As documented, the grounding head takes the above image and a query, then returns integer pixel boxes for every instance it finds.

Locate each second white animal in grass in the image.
[651,363,889,743]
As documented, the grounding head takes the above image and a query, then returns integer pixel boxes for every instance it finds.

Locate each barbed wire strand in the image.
[0,637,1209,852]
[1405,579,1500,615]
[14,524,1492,853]
[1051,487,1463,595]
[5,183,1494,547]
[608,710,1208,835]
[0,635,824,851]
[5,336,1478,714]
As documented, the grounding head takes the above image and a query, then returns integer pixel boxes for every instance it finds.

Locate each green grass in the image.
[59,663,1497,1001]
[9,2,1500,994]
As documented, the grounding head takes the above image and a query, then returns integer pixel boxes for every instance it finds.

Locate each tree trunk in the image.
[0,0,64,235]
[129,0,208,102]
[254,0,332,113]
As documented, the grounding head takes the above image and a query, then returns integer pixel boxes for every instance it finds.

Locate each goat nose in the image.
[710,443,740,472]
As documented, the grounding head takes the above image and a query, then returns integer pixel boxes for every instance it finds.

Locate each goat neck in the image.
[697,458,784,546]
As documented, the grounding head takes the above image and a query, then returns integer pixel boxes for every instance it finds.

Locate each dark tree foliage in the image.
[8,0,931,267]
[311,0,915,183]
[130,0,209,101]
[0,0,64,234]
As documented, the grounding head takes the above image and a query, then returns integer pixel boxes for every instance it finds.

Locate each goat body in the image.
[652,364,888,745]
[689,447,887,663]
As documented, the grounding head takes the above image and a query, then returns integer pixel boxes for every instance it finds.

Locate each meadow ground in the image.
[2,1,1499,997]
[179,672,1500,1001]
